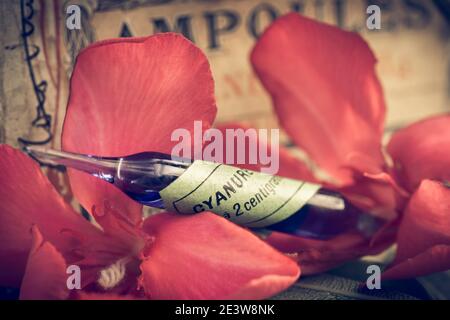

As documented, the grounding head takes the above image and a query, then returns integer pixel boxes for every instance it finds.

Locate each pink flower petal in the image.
[19,226,69,300]
[62,33,217,222]
[214,122,317,182]
[90,200,148,257]
[267,226,396,275]
[251,13,386,185]
[139,212,300,299]
[383,180,450,279]
[383,245,450,280]
[387,115,450,192]
[0,145,101,286]
[0,145,129,287]
[339,172,409,221]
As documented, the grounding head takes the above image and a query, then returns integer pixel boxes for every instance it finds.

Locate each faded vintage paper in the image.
[159,160,321,227]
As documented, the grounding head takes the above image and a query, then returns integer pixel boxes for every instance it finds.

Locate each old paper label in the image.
[160,160,321,228]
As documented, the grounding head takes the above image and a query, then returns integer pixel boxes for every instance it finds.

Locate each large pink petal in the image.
[267,224,396,275]
[0,145,128,287]
[383,245,450,280]
[0,145,97,286]
[19,226,69,300]
[251,13,386,185]
[139,212,299,299]
[339,172,408,221]
[62,33,217,222]
[387,115,450,192]
[383,180,450,279]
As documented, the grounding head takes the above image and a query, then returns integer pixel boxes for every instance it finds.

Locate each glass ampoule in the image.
[26,146,381,240]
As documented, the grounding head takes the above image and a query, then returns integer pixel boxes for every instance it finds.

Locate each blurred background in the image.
[0,0,449,148]
[0,0,449,299]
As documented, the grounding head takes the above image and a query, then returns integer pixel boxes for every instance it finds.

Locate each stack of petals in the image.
[250,13,450,279]
[0,14,449,300]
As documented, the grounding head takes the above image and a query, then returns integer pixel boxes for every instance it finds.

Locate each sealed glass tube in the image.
[26,146,381,240]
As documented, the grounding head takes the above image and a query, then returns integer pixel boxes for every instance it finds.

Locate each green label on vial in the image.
[159,160,321,228]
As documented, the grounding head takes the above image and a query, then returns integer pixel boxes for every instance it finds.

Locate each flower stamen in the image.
[98,257,130,290]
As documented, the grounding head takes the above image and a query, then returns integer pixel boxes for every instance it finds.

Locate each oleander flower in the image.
[0,34,300,300]
[250,13,450,278]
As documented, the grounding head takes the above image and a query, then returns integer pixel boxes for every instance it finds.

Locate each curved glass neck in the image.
[24,146,189,178]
